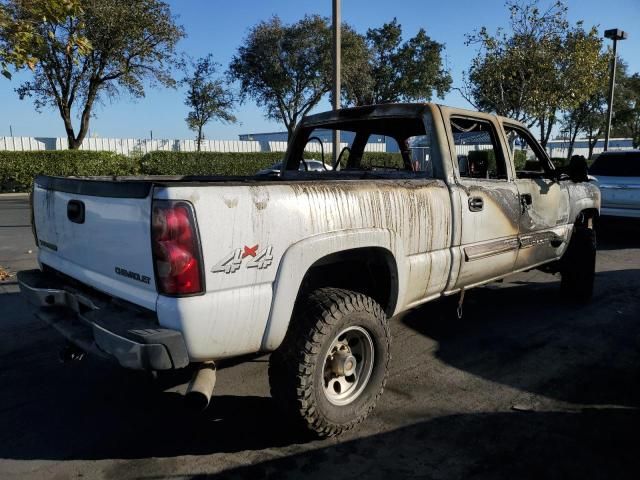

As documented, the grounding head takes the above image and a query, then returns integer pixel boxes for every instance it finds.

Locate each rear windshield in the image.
[589,152,640,177]
[285,112,442,178]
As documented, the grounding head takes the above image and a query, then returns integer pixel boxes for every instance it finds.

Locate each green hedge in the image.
[140,151,405,174]
[0,150,137,192]
[467,149,500,175]
[551,157,569,168]
[514,150,527,170]
[510,151,569,170]
[361,152,404,169]
[139,151,285,176]
[0,150,412,192]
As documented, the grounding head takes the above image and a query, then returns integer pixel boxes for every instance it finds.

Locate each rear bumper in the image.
[17,269,189,370]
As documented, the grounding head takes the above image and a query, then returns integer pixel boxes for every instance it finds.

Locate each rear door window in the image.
[450,117,508,180]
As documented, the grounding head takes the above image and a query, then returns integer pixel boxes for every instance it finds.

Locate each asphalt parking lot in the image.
[1,194,639,480]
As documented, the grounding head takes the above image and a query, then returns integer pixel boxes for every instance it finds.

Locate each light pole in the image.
[332,0,341,165]
[603,28,628,152]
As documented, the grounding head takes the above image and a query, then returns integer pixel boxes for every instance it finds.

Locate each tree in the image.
[228,15,365,140]
[461,2,568,126]
[1,0,183,149]
[343,18,451,106]
[614,73,640,148]
[183,55,235,152]
[561,94,605,159]
[561,57,629,158]
[462,0,605,147]
[0,0,90,79]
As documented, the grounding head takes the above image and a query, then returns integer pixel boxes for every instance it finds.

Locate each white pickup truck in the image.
[18,104,599,437]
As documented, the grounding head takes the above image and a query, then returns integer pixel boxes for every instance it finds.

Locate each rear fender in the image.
[260,228,405,351]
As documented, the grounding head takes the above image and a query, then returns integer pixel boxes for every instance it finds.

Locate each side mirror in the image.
[568,155,589,183]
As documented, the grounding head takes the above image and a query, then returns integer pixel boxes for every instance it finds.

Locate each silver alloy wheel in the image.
[322,326,375,406]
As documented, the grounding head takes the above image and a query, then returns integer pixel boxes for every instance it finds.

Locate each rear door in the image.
[441,110,522,289]
[32,177,158,311]
[501,123,571,270]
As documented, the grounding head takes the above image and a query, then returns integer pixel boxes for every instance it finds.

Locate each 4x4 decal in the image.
[212,245,274,274]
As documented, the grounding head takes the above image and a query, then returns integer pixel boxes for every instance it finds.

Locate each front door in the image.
[444,113,522,289]
[502,123,571,270]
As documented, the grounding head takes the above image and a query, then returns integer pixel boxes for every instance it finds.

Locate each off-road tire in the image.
[560,225,596,303]
[268,288,391,437]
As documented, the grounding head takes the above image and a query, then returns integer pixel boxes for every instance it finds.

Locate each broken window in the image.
[504,125,548,178]
[286,112,442,179]
[450,117,508,180]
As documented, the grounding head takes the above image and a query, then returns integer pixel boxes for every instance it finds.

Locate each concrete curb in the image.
[0,193,29,199]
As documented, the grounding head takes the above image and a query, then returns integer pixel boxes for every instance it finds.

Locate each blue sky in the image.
[1,0,638,140]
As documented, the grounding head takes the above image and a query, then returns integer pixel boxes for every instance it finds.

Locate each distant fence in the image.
[454,144,493,156]
[455,144,632,159]
[546,145,628,159]
[0,136,386,155]
[546,138,634,159]
[1,135,633,159]
[0,137,49,151]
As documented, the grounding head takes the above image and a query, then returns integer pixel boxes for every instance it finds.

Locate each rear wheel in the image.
[560,223,596,303]
[268,288,391,437]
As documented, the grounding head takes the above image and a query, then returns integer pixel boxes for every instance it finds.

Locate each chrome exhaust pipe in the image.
[185,361,216,411]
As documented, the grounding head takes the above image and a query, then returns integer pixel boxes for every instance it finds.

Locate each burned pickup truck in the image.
[18,103,599,437]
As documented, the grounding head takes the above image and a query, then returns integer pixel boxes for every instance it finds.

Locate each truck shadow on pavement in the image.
[597,217,640,250]
[0,269,639,465]
[0,313,297,459]
[401,268,640,409]
[184,408,640,480]
[0,292,303,460]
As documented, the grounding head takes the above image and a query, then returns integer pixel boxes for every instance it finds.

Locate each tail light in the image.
[151,200,204,295]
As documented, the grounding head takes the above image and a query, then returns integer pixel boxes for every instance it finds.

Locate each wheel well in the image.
[297,247,399,316]
[576,208,599,228]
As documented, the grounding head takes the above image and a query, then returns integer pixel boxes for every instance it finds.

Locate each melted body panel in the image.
[514,178,571,269]
[155,179,454,358]
[451,181,521,289]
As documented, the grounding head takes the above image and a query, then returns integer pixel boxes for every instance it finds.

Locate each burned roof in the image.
[301,103,431,127]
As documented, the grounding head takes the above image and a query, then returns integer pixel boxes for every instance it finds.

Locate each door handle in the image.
[468,196,484,212]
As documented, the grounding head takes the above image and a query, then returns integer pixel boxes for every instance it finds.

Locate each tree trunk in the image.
[568,127,579,161]
[287,124,295,143]
[588,134,597,159]
[73,117,90,148]
[60,106,79,150]
[69,82,100,149]
[67,133,79,149]
[539,114,555,149]
[197,125,203,152]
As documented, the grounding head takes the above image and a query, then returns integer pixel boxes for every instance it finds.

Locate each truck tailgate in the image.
[32,177,158,311]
